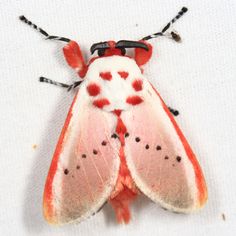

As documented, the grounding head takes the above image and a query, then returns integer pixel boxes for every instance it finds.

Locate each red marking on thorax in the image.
[87,83,100,96]
[108,40,116,48]
[132,79,143,91]
[126,95,143,105]
[93,98,110,108]
[113,109,122,117]
[104,41,123,56]
[113,110,127,142]
[100,72,112,81]
[116,118,127,139]
[118,71,129,79]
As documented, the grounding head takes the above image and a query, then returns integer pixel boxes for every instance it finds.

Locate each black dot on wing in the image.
[135,137,140,142]
[145,144,149,149]
[64,169,69,175]
[76,165,80,169]
[176,156,182,162]
[125,133,129,138]
[111,133,118,139]
[164,156,169,160]
[101,141,107,146]
[82,154,86,158]
[93,149,98,155]
[156,145,161,150]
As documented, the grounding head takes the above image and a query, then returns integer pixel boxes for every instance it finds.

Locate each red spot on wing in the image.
[118,71,129,79]
[100,72,112,81]
[87,83,101,96]
[132,79,143,91]
[126,96,143,105]
[93,98,110,108]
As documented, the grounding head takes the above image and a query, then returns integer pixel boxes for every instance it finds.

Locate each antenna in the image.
[19,15,71,42]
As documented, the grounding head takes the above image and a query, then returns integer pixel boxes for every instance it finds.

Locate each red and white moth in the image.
[20,7,207,225]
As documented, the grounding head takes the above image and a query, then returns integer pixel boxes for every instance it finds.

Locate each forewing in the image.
[122,82,207,213]
[43,87,120,225]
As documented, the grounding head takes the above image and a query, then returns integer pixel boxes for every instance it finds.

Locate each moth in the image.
[20,7,207,225]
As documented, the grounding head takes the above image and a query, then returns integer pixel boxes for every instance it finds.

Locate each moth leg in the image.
[19,15,71,42]
[39,76,82,91]
[168,106,179,116]
[142,7,188,42]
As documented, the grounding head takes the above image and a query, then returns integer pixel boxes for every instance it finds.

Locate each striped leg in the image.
[142,7,188,42]
[168,107,179,116]
[39,77,82,91]
[19,15,71,42]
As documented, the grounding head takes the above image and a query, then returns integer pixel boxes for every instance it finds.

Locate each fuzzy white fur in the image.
[83,56,145,111]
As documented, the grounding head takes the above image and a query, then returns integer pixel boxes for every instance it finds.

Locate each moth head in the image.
[90,40,152,66]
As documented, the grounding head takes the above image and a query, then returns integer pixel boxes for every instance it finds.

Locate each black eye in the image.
[98,49,105,57]
[120,48,126,55]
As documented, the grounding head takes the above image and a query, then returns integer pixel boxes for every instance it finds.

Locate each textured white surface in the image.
[0,0,236,235]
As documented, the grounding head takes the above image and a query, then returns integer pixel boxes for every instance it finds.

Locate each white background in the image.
[0,0,236,235]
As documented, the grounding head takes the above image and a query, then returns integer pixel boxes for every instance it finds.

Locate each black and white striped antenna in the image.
[19,15,71,42]
[142,7,188,42]
[39,77,82,91]
[19,16,82,90]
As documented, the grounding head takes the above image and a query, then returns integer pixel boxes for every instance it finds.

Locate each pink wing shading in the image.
[122,82,207,213]
[43,90,120,225]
